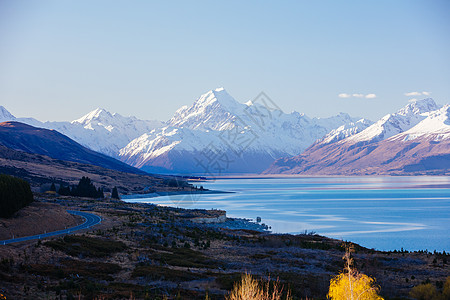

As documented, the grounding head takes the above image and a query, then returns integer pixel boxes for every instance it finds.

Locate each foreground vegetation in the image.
[58,176,104,198]
[0,195,449,299]
[0,174,33,218]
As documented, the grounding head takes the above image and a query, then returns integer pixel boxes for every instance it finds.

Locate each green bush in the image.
[0,174,34,218]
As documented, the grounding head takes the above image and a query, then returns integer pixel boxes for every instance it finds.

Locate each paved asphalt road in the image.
[0,210,102,245]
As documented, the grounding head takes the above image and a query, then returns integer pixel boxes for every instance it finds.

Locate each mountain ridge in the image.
[264,98,449,175]
[0,105,162,158]
[0,121,145,175]
[119,88,361,174]
[2,92,448,176]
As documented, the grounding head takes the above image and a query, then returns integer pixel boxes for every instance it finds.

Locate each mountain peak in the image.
[345,98,441,144]
[194,87,240,109]
[0,106,16,122]
[168,88,243,130]
[398,104,450,142]
[398,98,439,116]
[72,107,113,125]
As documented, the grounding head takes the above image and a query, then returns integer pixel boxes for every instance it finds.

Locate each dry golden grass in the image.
[226,273,291,300]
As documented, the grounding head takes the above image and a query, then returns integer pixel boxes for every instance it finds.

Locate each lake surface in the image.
[124,176,450,252]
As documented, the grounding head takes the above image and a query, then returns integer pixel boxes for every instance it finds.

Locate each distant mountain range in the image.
[0,106,162,158]
[0,121,143,174]
[265,99,450,175]
[1,88,361,174]
[0,121,192,193]
[119,88,359,174]
[2,89,449,175]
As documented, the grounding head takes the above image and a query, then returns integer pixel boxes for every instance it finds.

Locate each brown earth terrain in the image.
[0,202,81,240]
[0,195,448,299]
[265,135,450,176]
[0,144,201,195]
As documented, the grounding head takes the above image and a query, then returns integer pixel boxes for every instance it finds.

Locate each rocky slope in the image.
[0,106,162,158]
[0,121,145,174]
[265,99,449,175]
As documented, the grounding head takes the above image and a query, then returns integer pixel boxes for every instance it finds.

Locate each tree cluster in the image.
[0,174,34,218]
[111,186,120,199]
[58,176,104,199]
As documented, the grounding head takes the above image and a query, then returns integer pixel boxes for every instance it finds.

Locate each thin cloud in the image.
[408,98,418,102]
[339,93,376,99]
[404,91,431,97]
[338,93,351,98]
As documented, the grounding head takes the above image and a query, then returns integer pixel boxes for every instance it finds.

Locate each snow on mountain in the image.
[0,106,16,122]
[346,98,440,144]
[315,118,373,145]
[168,88,240,131]
[4,93,448,176]
[394,104,450,142]
[0,105,163,158]
[45,108,163,157]
[265,98,450,175]
[119,88,358,174]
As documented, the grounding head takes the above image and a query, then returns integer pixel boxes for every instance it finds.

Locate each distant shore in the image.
[199,174,450,180]
[121,189,232,200]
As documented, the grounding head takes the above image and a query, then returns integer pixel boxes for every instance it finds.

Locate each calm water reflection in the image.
[124,176,450,251]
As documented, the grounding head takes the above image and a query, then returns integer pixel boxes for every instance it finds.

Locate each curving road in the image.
[0,210,102,245]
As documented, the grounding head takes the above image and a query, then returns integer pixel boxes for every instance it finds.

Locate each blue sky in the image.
[1,0,449,121]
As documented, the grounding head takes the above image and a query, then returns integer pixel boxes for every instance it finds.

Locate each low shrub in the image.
[44,235,127,257]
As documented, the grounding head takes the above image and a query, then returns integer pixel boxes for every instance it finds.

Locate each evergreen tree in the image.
[50,182,56,192]
[97,187,104,199]
[0,174,34,218]
[58,185,70,196]
[70,176,104,199]
[111,186,120,199]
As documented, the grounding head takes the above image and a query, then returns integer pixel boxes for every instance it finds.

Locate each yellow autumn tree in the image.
[327,244,384,300]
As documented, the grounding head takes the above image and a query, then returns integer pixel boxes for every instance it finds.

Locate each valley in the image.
[0,194,448,299]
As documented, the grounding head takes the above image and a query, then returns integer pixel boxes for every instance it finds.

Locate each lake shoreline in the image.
[125,176,450,252]
[1,194,448,299]
[121,189,232,199]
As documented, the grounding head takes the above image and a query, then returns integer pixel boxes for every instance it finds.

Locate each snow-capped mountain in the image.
[168,87,240,131]
[345,98,439,144]
[119,88,359,174]
[0,106,162,158]
[0,106,15,122]
[55,108,163,157]
[0,121,144,174]
[3,93,448,175]
[395,104,450,142]
[315,118,373,145]
[265,98,449,175]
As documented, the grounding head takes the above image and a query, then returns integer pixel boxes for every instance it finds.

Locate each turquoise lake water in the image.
[124,176,450,252]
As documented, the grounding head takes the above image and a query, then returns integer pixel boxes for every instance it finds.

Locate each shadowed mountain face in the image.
[0,143,183,193]
[265,137,450,175]
[0,121,145,175]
